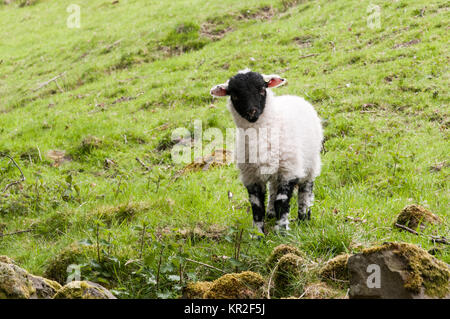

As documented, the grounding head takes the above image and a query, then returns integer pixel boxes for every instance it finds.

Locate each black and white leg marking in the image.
[246,183,266,234]
[266,180,278,219]
[298,181,314,221]
[274,178,298,231]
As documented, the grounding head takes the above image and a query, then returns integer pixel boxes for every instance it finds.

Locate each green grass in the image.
[0,0,448,298]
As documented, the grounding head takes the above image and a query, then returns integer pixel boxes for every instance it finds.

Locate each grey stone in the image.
[348,243,450,299]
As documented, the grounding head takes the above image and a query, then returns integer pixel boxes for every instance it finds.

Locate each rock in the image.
[267,244,304,268]
[53,281,116,299]
[319,253,351,287]
[0,261,36,299]
[182,281,213,299]
[273,253,304,297]
[0,255,15,264]
[29,275,62,299]
[395,204,441,231]
[0,258,61,299]
[203,271,264,299]
[348,242,450,299]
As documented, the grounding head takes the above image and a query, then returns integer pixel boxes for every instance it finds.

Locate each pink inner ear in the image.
[211,86,227,96]
[268,77,284,88]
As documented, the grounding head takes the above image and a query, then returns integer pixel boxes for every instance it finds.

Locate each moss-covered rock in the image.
[0,261,36,299]
[53,281,116,299]
[395,204,441,231]
[267,244,304,268]
[319,253,351,287]
[0,255,15,264]
[182,281,213,299]
[29,275,62,299]
[44,244,86,284]
[0,259,60,299]
[354,242,450,298]
[204,271,265,299]
[273,253,304,297]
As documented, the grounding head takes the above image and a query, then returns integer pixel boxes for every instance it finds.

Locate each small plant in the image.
[61,174,81,203]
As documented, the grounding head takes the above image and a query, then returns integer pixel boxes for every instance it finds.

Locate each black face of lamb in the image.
[246,183,266,233]
[298,181,314,221]
[274,179,299,228]
[227,72,268,123]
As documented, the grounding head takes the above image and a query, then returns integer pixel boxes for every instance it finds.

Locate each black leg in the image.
[274,178,298,231]
[246,183,266,235]
[298,181,314,221]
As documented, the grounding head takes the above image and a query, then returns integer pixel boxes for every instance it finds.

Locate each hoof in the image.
[298,208,311,221]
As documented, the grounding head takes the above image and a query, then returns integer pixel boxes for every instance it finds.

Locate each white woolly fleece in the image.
[228,89,323,186]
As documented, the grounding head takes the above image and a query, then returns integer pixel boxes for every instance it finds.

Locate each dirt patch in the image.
[393,39,421,49]
[237,6,276,21]
[46,150,72,167]
[182,149,232,173]
[429,161,448,172]
[293,35,314,48]
[200,22,233,40]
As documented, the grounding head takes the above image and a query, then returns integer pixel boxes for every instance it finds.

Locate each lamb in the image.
[210,69,323,234]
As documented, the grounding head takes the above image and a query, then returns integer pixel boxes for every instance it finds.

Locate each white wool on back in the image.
[228,89,323,186]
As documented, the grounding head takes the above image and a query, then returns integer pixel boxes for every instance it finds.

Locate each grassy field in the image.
[0,0,448,298]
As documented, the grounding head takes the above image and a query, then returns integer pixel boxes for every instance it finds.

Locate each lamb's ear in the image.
[262,74,287,88]
[210,83,229,97]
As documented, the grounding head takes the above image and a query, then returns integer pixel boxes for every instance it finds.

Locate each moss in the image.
[273,253,304,297]
[204,271,264,299]
[319,254,351,286]
[43,278,62,293]
[43,244,86,284]
[395,204,442,231]
[362,242,450,298]
[267,244,304,268]
[182,281,212,299]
